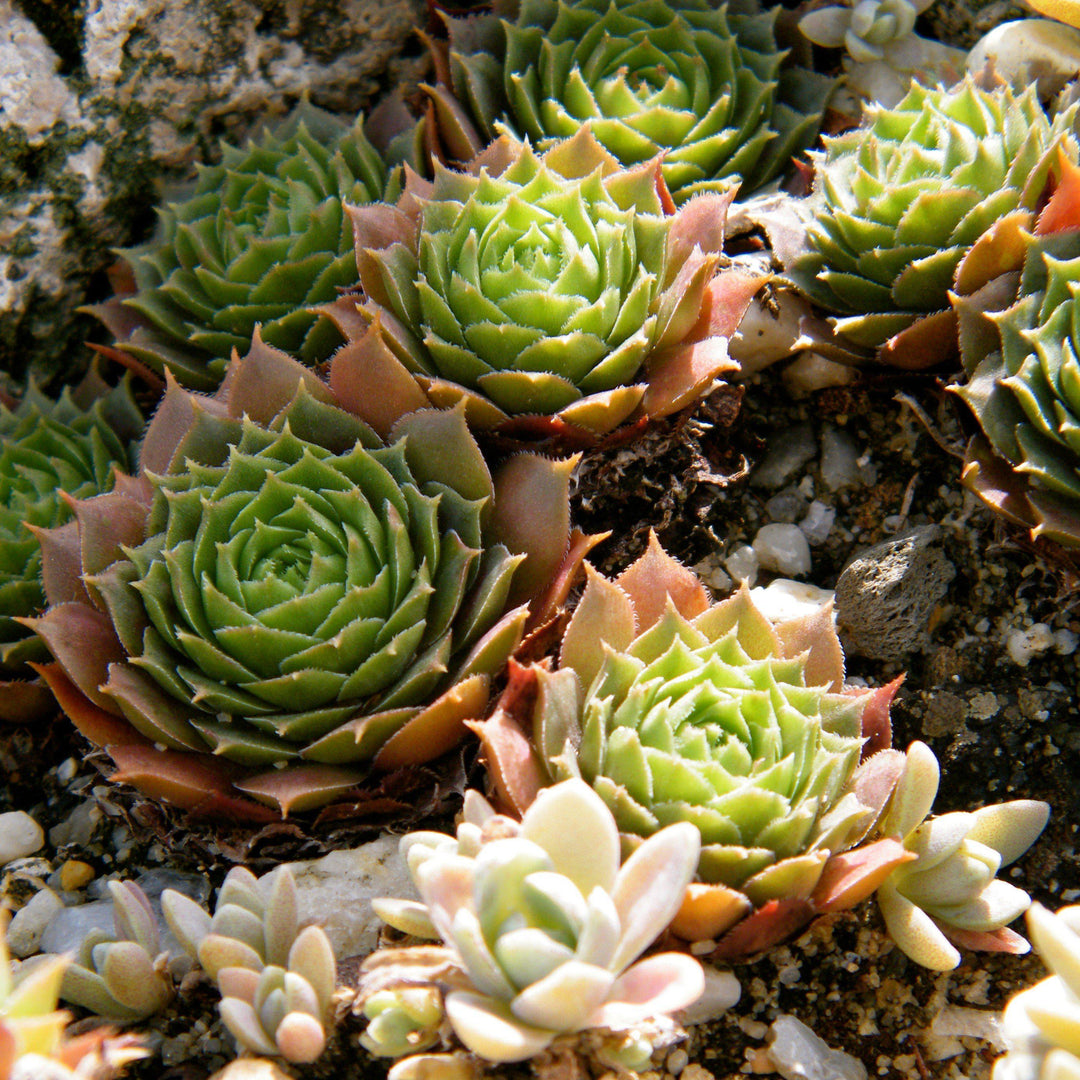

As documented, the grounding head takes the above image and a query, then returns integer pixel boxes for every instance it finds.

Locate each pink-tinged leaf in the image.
[68,492,148,578]
[491,454,577,608]
[687,270,772,343]
[615,531,709,633]
[667,189,737,272]
[589,952,705,1029]
[559,563,636,689]
[29,521,90,607]
[953,210,1031,296]
[527,527,608,632]
[851,675,903,758]
[348,201,419,258]
[510,960,615,1032]
[708,899,816,961]
[960,437,1039,530]
[466,661,547,816]
[415,856,477,947]
[775,600,844,692]
[422,83,484,162]
[670,882,752,942]
[445,990,555,1064]
[939,922,1031,956]
[111,470,153,505]
[234,764,366,816]
[329,326,432,439]
[219,997,279,1057]
[313,295,369,341]
[218,329,335,422]
[275,1010,327,1064]
[878,308,958,371]
[138,372,198,475]
[20,603,125,710]
[373,674,491,770]
[0,1022,15,1078]
[30,662,144,747]
[610,822,700,972]
[81,292,144,340]
[849,748,907,820]
[1035,146,1080,236]
[642,335,738,418]
[0,678,56,724]
[106,744,278,822]
[812,839,917,912]
[218,966,260,1005]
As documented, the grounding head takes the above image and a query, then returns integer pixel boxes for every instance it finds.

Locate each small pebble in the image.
[750,423,816,490]
[48,800,103,850]
[752,524,812,577]
[782,351,857,395]
[820,426,862,491]
[7,887,64,958]
[0,812,45,866]
[766,1014,868,1080]
[680,966,741,1025]
[725,544,759,586]
[764,488,809,524]
[59,859,95,892]
[751,579,834,622]
[1005,623,1055,667]
[799,500,835,546]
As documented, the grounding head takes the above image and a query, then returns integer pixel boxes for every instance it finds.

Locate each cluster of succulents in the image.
[469,538,1048,965]
[412,0,833,204]
[799,0,929,63]
[87,100,389,391]
[331,129,764,437]
[163,867,337,1064]
[25,340,580,817]
[367,778,705,1065]
[951,153,1080,546]
[784,76,1080,367]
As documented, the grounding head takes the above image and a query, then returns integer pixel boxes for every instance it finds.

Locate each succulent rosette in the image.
[370,779,705,1064]
[951,155,1080,546]
[471,535,907,954]
[24,338,580,817]
[412,0,833,205]
[874,741,1048,971]
[87,100,389,391]
[784,77,1080,367]
[330,129,765,438]
[0,367,142,721]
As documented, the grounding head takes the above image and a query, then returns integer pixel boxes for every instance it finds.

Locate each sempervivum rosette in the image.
[87,100,388,391]
[412,0,833,204]
[951,154,1080,546]
[24,338,580,818]
[471,535,908,956]
[0,367,143,722]
[784,77,1080,367]
[331,129,764,438]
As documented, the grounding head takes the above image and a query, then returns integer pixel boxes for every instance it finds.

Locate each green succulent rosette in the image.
[472,536,901,944]
[334,129,762,437]
[0,367,142,682]
[87,100,389,391]
[785,78,1080,363]
[951,165,1080,547]
[414,0,833,205]
[26,340,579,816]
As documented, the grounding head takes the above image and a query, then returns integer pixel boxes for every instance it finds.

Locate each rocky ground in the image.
[3,370,1078,1080]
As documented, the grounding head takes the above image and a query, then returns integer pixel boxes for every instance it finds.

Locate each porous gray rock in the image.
[834,525,956,661]
[2,0,425,385]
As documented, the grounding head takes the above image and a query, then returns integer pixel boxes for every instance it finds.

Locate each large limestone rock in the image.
[1,0,425,385]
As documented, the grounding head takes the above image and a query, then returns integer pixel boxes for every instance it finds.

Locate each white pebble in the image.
[1005,623,1055,667]
[0,812,44,866]
[968,19,1080,98]
[752,524,812,577]
[1054,628,1078,656]
[724,544,759,586]
[799,500,835,546]
[766,1015,868,1080]
[820,426,862,491]
[679,966,741,1025]
[7,888,64,958]
[751,579,834,623]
